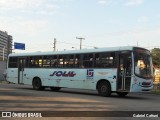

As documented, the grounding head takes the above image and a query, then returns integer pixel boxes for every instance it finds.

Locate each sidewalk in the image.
[152,84,160,94]
[153,83,160,90]
[0,80,9,84]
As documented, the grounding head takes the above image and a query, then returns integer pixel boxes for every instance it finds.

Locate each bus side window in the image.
[83,54,93,68]
[63,55,74,68]
[75,54,83,68]
[68,55,74,68]
[100,52,115,68]
[29,57,34,68]
[42,56,51,68]
[57,55,63,68]
[94,53,100,68]
[29,56,42,68]
[9,57,18,68]
[50,56,58,68]
[83,54,88,68]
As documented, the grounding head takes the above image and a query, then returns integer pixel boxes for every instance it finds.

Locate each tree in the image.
[151,48,160,67]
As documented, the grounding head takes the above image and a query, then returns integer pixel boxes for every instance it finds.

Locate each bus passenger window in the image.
[43,56,51,68]
[75,55,82,68]
[51,56,57,68]
[9,57,18,68]
[83,54,93,68]
[94,54,100,68]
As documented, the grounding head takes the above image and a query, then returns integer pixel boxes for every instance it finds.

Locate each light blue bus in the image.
[7,46,153,97]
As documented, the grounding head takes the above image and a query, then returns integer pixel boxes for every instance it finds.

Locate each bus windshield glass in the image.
[134,50,153,79]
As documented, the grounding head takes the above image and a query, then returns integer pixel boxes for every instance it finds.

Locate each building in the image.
[0,30,13,61]
[0,30,12,80]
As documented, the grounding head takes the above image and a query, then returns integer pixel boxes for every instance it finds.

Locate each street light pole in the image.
[76,37,85,50]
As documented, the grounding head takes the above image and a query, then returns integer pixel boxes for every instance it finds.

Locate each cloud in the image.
[0,16,49,37]
[124,0,144,6]
[0,0,42,10]
[98,0,113,5]
[0,0,60,15]
[98,0,144,6]
[137,16,149,22]
[98,0,108,4]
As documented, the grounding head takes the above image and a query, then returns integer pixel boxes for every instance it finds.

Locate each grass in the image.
[0,80,8,84]
[152,90,160,94]
[152,83,160,94]
[0,80,3,83]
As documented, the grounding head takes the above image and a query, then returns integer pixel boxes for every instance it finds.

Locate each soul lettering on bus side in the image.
[50,71,76,77]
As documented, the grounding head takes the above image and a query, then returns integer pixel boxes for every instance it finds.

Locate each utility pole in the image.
[76,37,85,50]
[53,38,56,51]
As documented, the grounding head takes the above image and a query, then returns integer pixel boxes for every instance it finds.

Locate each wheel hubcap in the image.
[101,85,107,92]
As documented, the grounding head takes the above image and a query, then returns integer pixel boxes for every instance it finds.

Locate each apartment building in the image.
[0,30,13,61]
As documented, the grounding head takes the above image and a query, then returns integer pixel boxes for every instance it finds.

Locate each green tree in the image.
[151,48,160,67]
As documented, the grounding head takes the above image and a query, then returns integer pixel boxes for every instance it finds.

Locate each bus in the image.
[6,46,153,97]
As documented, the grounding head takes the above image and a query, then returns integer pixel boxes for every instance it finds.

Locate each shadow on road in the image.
[10,86,150,100]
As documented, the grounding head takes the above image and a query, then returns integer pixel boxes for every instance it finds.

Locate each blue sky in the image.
[0,0,160,52]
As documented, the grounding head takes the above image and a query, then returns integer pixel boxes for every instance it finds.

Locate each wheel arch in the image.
[32,76,45,90]
[96,79,111,90]
[32,76,41,85]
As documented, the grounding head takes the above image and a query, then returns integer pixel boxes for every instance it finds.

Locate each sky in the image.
[0,0,160,53]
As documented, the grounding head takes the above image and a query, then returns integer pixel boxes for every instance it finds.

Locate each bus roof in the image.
[9,46,149,57]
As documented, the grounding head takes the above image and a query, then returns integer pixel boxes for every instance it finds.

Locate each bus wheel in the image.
[97,81,111,97]
[33,78,45,90]
[50,87,61,91]
[117,92,128,97]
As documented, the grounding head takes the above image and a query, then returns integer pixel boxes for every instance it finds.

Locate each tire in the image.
[97,81,111,97]
[117,92,128,97]
[50,87,61,92]
[33,78,45,90]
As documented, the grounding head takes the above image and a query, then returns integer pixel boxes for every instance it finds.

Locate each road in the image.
[0,83,160,120]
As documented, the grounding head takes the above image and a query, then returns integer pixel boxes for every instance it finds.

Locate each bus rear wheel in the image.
[97,81,111,97]
[50,87,61,91]
[117,92,128,97]
[33,78,45,90]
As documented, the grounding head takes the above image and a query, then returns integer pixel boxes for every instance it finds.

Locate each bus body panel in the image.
[18,68,117,91]
[130,76,153,92]
[7,68,18,84]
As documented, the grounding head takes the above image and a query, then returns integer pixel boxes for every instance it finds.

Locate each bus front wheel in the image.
[97,81,111,97]
[33,78,45,90]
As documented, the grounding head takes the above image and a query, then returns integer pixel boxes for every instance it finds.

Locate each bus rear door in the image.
[18,58,25,84]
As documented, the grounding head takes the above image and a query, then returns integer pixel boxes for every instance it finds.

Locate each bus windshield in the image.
[134,51,153,79]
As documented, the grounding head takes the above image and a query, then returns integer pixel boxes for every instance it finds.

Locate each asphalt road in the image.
[0,83,160,120]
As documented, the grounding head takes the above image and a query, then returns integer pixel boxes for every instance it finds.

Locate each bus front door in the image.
[18,58,25,84]
[117,53,132,91]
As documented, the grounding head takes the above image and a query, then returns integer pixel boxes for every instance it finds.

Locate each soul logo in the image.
[50,71,76,77]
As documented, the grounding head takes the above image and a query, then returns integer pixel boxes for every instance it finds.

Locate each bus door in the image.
[18,58,25,84]
[117,52,132,91]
